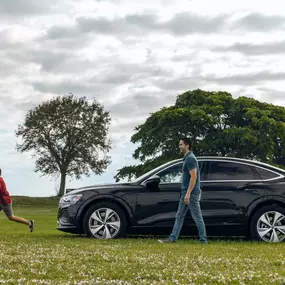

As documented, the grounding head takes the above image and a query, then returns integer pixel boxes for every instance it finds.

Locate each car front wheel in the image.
[250,205,285,243]
[83,202,127,239]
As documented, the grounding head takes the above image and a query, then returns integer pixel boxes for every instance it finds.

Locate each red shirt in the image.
[0,177,12,205]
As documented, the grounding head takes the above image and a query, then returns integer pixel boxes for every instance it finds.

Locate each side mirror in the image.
[145,175,161,190]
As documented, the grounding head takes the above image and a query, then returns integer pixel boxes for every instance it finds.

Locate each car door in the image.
[134,162,183,227]
[134,160,206,228]
[199,160,267,227]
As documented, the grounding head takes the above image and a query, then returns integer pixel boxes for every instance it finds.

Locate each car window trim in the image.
[142,160,207,185]
[141,159,284,185]
[202,159,284,182]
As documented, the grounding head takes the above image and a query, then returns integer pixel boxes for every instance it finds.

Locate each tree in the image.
[115,89,285,182]
[16,94,111,196]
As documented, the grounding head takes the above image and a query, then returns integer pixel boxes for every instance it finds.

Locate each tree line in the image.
[14,90,285,196]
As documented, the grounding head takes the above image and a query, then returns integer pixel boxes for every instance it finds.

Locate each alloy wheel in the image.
[88,208,121,239]
[257,211,285,243]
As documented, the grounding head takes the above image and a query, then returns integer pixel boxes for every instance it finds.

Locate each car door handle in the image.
[156,199,170,205]
[244,188,260,193]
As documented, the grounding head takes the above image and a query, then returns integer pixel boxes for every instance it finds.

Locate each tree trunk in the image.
[58,172,66,197]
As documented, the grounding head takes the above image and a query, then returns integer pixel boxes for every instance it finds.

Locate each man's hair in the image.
[0,168,2,176]
[180,137,193,150]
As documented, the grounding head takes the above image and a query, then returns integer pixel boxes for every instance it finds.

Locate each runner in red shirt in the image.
[0,168,34,232]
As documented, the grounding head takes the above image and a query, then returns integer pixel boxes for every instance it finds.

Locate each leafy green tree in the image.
[115,89,285,181]
[16,94,111,196]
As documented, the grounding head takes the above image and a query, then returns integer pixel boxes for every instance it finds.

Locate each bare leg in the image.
[8,215,29,225]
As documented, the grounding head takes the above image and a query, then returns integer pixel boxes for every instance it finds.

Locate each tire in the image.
[250,205,285,243]
[83,202,127,239]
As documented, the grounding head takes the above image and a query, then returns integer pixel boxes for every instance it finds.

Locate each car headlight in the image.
[60,194,83,204]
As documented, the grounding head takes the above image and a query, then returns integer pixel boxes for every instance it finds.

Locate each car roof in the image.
[169,155,284,170]
[134,155,284,185]
[186,156,285,173]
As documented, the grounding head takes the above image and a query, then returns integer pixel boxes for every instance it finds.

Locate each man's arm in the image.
[184,158,197,205]
[187,168,197,194]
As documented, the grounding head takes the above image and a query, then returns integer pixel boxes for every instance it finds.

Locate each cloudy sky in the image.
[1,0,285,197]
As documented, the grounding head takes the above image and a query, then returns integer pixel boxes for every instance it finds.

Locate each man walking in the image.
[158,138,207,243]
[0,168,34,232]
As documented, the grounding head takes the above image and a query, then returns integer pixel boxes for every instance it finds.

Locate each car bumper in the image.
[57,224,82,234]
[57,204,83,234]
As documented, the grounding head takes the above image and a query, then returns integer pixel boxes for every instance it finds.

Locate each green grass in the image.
[0,198,285,284]
[11,196,60,206]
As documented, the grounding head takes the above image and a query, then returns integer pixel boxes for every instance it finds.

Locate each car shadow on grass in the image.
[54,233,252,243]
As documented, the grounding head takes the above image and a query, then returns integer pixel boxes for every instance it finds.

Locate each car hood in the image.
[65,182,136,195]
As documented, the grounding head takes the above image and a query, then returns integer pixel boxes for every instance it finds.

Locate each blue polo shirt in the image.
[181,151,200,194]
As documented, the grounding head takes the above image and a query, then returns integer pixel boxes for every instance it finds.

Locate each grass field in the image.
[0,197,285,285]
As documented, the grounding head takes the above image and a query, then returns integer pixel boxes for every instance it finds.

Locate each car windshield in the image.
[131,160,180,183]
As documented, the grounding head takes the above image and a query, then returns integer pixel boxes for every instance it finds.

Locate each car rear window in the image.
[208,161,258,180]
[254,167,280,180]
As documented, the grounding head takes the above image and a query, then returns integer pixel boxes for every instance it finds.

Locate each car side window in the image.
[208,161,258,181]
[254,167,280,180]
[198,161,206,180]
[157,163,183,183]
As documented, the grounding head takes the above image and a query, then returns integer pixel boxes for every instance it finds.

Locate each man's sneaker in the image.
[29,220,34,232]
[157,239,175,243]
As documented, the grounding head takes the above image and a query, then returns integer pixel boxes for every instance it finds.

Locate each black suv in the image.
[57,156,285,243]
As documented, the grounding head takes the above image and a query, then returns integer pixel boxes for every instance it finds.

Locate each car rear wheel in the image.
[83,202,127,239]
[250,205,285,243]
